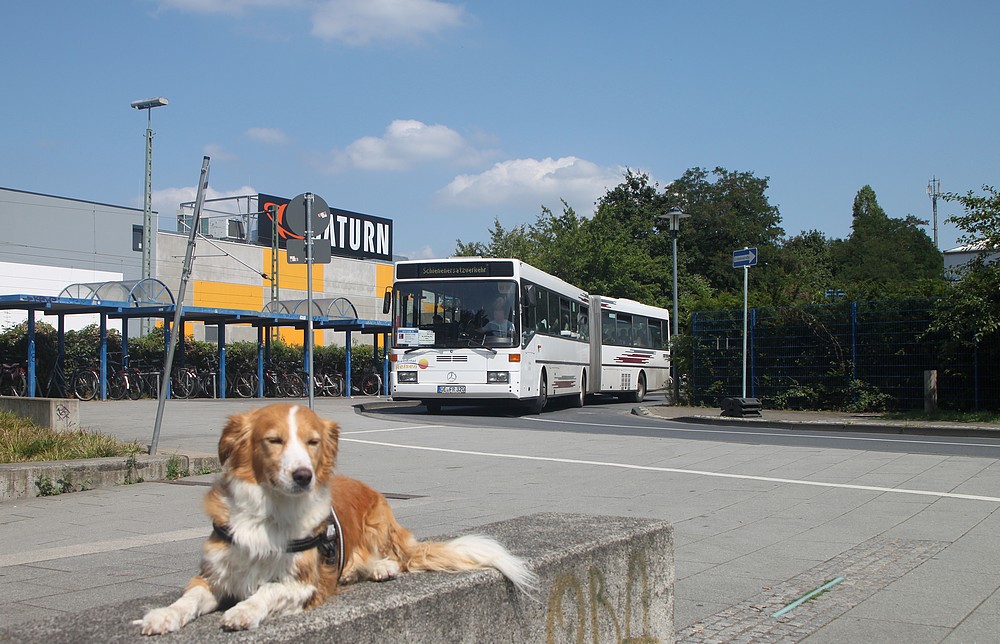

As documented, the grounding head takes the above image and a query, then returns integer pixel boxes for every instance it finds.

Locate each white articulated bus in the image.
[588,295,672,402]
[387,258,670,413]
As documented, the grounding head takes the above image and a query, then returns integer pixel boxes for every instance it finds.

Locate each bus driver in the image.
[483,299,515,337]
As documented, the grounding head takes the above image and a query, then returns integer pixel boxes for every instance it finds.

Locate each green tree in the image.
[665,167,784,294]
[831,185,943,298]
[524,201,588,284]
[455,217,533,259]
[577,170,669,305]
[930,185,1000,344]
[946,184,1000,251]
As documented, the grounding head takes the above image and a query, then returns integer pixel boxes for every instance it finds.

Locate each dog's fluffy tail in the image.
[404,534,538,595]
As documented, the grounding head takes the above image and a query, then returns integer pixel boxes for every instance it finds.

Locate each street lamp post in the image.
[657,206,689,405]
[131,96,168,335]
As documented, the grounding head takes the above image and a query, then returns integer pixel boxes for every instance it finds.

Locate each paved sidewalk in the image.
[2,398,999,642]
[641,404,1000,437]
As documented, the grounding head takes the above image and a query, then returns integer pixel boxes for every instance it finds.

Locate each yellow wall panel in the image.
[263,248,323,291]
[376,262,393,293]
[276,327,322,347]
[193,280,264,311]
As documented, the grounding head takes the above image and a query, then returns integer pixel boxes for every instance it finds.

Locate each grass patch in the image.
[0,410,143,463]
[881,409,1000,424]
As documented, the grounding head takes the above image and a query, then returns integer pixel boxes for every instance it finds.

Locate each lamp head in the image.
[130,97,169,110]
[656,206,690,232]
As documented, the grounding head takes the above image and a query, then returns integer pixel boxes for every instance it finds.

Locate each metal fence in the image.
[691,299,999,411]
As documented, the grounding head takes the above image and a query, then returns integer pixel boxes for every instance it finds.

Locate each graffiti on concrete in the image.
[545,551,655,643]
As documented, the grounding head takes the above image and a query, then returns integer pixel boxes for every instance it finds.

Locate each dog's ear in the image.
[320,419,340,470]
[219,411,251,467]
[325,419,340,444]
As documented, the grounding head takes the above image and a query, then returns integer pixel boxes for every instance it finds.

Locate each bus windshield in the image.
[393,279,519,349]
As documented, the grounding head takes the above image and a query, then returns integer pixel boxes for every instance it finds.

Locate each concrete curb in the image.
[0,451,220,503]
[0,513,675,644]
[357,399,422,412]
[635,407,1000,439]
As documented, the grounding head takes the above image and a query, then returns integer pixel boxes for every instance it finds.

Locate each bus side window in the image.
[633,317,650,348]
[602,311,616,344]
[650,320,664,349]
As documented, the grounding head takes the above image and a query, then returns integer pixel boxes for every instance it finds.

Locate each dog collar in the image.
[211,523,323,552]
[211,506,344,573]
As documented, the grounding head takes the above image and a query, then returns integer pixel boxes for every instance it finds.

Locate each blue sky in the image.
[3,1,997,260]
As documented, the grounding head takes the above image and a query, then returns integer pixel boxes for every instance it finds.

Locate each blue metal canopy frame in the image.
[0,292,390,401]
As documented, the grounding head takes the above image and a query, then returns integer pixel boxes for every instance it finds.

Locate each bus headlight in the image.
[397,371,418,383]
[487,371,509,383]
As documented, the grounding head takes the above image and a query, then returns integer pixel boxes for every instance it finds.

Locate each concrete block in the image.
[0,513,675,643]
[0,452,219,502]
[0,396,79,431]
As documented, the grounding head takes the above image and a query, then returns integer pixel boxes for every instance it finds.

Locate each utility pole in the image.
[927,177,941,249]
[130,96,168,335]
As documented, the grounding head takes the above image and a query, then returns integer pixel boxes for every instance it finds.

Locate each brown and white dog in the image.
[135,403,536,634]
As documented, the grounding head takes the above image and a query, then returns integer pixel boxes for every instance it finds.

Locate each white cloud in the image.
[331,119,486,171]
[398,244,438,260]
[438,157,623,212]
[203,143,237,161]
[310,0,464,45]
[245,127,289,144]
[159,0,465,45]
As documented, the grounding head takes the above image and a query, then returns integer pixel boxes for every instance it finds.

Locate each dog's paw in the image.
[221,602,266,631]
[371,558,401,582]
[135,607,184,635]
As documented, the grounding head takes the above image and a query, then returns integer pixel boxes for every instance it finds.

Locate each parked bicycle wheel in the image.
[171,369,200,399]
[72,370,99,401]
[107,370,129,400]
[317,372,341,397]
[232,372,258,398]
[1,366,27,397]
[279,372,306,398]
[360,372,382,396]
[126,368,144,400]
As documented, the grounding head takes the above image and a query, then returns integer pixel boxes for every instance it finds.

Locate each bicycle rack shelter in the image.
[0,283,391,401]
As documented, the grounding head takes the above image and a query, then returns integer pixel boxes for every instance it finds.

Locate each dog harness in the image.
[212,506,345,574]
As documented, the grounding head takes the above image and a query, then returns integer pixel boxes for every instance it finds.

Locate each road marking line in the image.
[341,425,447,435]
[528,417,1000,449]
[342,438,1000,504]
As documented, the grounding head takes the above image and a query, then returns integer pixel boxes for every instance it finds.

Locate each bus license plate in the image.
[437,385,466,394]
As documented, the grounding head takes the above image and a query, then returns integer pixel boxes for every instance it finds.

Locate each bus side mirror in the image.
[523,284,537,307]
[382,289,392,315]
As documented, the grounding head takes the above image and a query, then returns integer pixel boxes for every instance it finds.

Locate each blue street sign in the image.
[732,247,758,268]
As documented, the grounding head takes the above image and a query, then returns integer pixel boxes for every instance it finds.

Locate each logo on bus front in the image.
[396,358,430,370]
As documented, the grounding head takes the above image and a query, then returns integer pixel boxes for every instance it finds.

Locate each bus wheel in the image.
[529,372,548,414]
[572,373,586,408]
[626,372,647,403]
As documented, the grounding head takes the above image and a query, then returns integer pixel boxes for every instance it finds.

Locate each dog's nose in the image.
[292,468,313,487]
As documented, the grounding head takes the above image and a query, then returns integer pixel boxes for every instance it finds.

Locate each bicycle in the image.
[295,370,344,398]
[105,354,136,401]
[37,361,68,398]
[239,362,304,398]
[317,371,344,397]
[229,368,258,398]
[0,361,27,397]
[69,360,100,401]
[127,358,163,399]
[336,362,382,397]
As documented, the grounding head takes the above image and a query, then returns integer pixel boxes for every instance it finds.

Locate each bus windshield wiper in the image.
[466,338,497,354]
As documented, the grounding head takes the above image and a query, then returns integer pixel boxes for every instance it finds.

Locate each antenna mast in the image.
[927,177,941,249]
